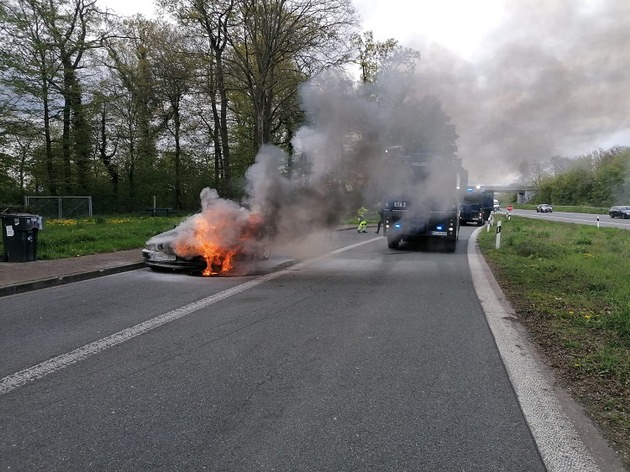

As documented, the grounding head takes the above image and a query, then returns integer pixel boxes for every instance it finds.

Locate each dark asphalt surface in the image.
[0,228,547,471]
[1,219,624,470]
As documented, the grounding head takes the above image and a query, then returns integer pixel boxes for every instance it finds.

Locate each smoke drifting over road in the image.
[407,0,630,182]
[169,69,453,270]
[166,0,630,272]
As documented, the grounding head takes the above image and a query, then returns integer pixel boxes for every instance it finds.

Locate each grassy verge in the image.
[0,215,184,260]
[478,215,630,467]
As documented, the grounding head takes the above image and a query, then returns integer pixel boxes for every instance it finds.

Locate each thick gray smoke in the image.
[167,68,459,272]
[406,0,630,183]
[243,69,459,246]
[244,72,383,245]
[151,0,629,273]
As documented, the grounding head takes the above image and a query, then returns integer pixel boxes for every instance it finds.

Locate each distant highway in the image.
[509,209,630,230]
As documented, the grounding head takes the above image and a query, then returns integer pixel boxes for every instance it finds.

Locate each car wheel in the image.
[387,234,400,249]
[445,240,457,252]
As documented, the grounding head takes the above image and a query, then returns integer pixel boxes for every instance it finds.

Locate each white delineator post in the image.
[496,221,502,249]
[597,216,600,228]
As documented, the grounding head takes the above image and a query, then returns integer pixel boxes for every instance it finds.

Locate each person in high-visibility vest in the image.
[357,206,368,233]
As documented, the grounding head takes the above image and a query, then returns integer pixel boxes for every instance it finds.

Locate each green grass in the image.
[1,215,184,260]
[478,215,630,464]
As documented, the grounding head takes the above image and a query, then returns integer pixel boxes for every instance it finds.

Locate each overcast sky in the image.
[99,0,630,183]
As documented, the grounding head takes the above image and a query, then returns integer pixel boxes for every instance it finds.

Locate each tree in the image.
[91,86,120,206]
[230,0,358,152]
[533,147,630,206]
[1,0,63,194]
[158,0,236,197]
[352,30,399,84]
[148,22,198,210]
[102,17,162,207]
[1,0,110,195]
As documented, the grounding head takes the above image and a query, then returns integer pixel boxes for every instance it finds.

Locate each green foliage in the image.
[535,146,630,206]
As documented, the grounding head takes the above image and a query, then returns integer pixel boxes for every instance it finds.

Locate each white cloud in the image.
[354,0,506,60]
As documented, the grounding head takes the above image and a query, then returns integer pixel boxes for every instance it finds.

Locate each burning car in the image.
[143,226,207,273]
[143,189,270,276]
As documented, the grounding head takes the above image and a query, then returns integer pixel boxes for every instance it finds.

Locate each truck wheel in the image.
[387,234,400,249]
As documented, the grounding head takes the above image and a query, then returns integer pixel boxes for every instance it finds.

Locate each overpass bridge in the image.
[470,184,536,204]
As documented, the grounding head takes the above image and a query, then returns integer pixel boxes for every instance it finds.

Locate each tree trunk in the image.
[41,81,57,196]
[98,104,120,208]
[215,49,232,198]
[173,103,182,210]
[62,61,74,194]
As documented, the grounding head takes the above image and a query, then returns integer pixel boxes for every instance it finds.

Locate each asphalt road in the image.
[0,227,555,471]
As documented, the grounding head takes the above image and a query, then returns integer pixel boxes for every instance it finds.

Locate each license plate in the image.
[149,252,177,262]
[430,231,448,236]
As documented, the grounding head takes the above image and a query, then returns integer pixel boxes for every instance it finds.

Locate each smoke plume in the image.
[164,68,457,272]
[162,0,630,272]
[405,0,630,182]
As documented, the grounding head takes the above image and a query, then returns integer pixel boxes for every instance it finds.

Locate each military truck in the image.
[380,150,468,252]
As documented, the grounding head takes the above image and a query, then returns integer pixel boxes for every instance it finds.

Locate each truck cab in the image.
[459,187,494,226]
[380,152,466,252]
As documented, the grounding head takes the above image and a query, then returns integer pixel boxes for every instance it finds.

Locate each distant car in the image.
[493,199,500,211]
[608,206,630,219]
[536,204,553,213]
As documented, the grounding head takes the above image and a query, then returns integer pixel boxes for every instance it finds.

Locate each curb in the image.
[0,262,146,298]
[0,226,364,298]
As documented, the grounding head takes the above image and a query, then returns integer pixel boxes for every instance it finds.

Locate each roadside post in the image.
[597,216,600,228]
[495,220,502,249]
[506,204,513,220]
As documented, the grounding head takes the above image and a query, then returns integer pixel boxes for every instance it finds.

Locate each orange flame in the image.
[172,210,266,276]
[200,242,238,276]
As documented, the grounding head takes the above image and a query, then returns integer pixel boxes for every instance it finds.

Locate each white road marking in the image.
[0,237,380,395]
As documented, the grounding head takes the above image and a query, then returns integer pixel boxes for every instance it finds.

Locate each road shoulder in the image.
[468,226,625,472]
